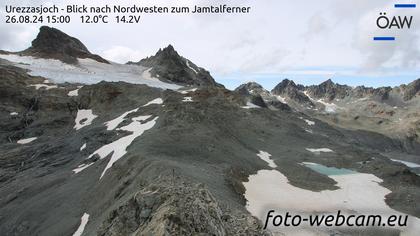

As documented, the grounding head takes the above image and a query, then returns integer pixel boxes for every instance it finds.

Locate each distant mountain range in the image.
[235,78,420,153]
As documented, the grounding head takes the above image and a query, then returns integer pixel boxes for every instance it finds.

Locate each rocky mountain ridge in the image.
[128,44,222,88]
[235,78,420,152]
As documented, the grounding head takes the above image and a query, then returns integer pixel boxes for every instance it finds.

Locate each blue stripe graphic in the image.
[373,37,395,41]
[394,4,416,8]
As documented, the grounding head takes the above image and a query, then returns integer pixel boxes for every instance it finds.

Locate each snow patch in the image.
[132,115,153,121]
[304,129,313,134]
[182,97,193,102]
[104,108,139,131]
[73,163,94,174]
[241,102,261,109]
[80,143,87,151]
[257,151,277,168]
[74,109,97,130]
[68,86,83,97]
[0,54,181,90]
[88,116,158,179]
[29,84,58,90]
[186,60,199,74]
[276,95,287,104]
[17,137,37,144]
[142,98,163,106]
[72,213,89,236]
[391,159,420,168]
[306,148,334,153]
[319,99,338,113]
[10,112,18,116]
[179,88,197,94]
[304,91,339,113]
[304,119,315,126]
[299,117,315,126]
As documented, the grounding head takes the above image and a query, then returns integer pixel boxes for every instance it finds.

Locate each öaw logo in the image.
[374,3,416,41]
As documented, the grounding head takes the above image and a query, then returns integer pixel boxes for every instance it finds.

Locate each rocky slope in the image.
[0,26,420,236]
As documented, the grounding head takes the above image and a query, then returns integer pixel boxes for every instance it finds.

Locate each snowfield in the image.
[243,163,420,235]
[89,115,158,179]
[0,54,181,90]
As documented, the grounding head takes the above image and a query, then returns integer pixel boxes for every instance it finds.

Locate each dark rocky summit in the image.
[128,45,222,88]
[22,26,108,64]
[305,79,351,101]
[235,82,266,96]
[271,79,313,106]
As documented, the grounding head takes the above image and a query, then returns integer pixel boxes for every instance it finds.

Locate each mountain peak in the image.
[23,26,108,64]
[271,79,302,94]
[234,82,265,96]
[321,79,334,86]
[130,45,223,88]
[244,81,264,89]
[156,44,179,58]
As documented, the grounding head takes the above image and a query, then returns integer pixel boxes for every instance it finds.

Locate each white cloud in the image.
[0,0,419,80]
[102,46,144,63]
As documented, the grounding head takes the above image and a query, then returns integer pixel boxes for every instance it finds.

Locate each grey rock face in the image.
[234,82,290,111]
[129,45,223,88]
[402,79,420,101]
[98,179,266,236]
[305,79,351,101]
[22,26,109,64]
[352,86,391,100]
[235,82,266,96]
[271,79,313,106]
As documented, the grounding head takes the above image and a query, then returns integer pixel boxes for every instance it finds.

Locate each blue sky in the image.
[215,73,419,90]
[1,0,419,89]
